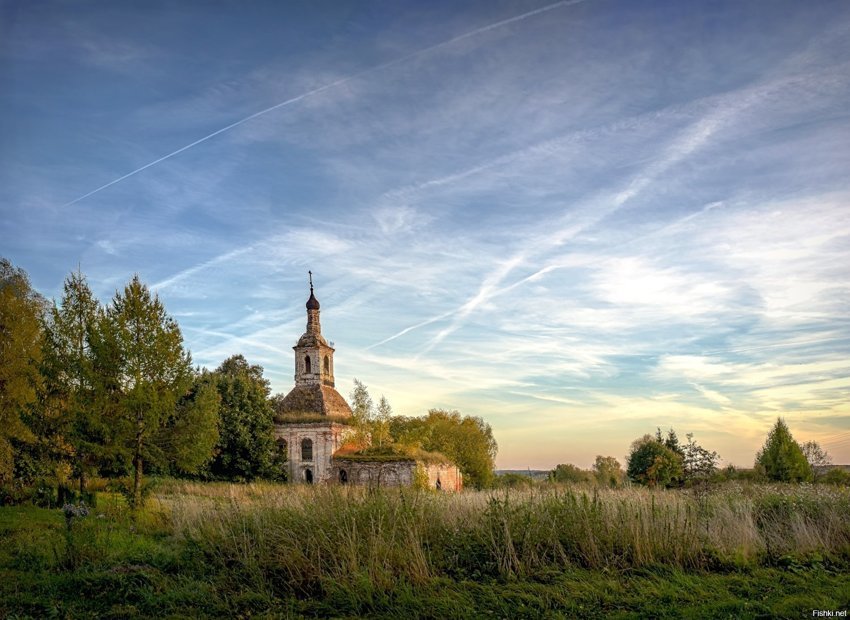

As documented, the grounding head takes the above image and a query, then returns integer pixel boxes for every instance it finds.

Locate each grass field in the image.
[1,481,849,618]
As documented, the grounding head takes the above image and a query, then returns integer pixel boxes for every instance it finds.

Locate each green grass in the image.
[1,482,849,618]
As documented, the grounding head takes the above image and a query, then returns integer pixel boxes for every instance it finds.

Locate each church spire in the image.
[306,270,320,312]
[305,271,321,335]
[293,270,335,388]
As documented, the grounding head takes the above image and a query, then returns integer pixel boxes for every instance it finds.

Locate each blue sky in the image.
[2,0,850,468]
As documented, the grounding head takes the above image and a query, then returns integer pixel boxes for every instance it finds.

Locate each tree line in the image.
[538,420,843,489]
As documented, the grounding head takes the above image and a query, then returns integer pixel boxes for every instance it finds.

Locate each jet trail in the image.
[61,0,588,208]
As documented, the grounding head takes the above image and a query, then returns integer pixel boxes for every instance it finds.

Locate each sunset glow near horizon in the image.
[2,1,849,469]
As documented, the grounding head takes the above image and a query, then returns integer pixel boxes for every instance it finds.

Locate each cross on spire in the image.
[308,270,313,293]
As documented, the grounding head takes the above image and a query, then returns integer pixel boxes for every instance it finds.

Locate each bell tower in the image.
[293,271,335,387]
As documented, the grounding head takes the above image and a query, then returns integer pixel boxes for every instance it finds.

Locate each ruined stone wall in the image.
[330,459,416,487]
[273,422,354,483]
[424,463,463,492]
[330,459,463,492]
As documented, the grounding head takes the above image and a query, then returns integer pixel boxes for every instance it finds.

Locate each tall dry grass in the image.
[160,481,850,594]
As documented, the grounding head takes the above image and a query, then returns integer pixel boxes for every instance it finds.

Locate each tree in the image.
[158,371,219,475]
[106,276,193,506]
[755,418,813,483]
[800,440,831,469]
[0,259,44,482]
[550,463,591,484]
[209,355,278,481]
[349,378,374,446]
[373,395,393,448]
[41,270,103,492]
[391,409,498,489]
[657,428,683,457]
[681,433,720,483]
[592,455,624,488]
[626,434,683,487]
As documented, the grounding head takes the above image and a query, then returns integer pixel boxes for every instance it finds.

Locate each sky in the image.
[2,0,850,469]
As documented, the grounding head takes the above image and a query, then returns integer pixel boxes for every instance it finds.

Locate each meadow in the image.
[2,481,849,618]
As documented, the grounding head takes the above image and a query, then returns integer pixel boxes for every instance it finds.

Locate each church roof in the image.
[275,383,353,419]
[296,330,328,348]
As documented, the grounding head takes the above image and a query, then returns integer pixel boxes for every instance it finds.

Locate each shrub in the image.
[494,473,535,489]
[626,435,683,487]
[550,463,592,484]
[820,468,850,486]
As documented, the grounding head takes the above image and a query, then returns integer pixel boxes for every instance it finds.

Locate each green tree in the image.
[626,434,683,487]
[681,433,720,483]
[158,371,219,475]
[0,259,43,482]
[107,276,193,506]
[209,355,278,481]
[550,463,592,484]
[373,395,393,448]
[349,378,374,446]
[755,418,813,483]
[592,455,624,488]
[657,428,684,456]
[41,270,103,492]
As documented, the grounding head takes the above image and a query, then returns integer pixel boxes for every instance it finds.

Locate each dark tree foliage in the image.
[40,270,103,492]
[681,433,720,482]
[152,371,220,476]
[593,456,625,488]
[390,409,497,489]
[550,463,592,484]
[755,418,813,483]
[105,276,194,506]
[494,472,534,489]
[0,259,45,482]
[656,428,683,456]
[626,435,683,487]
[208,355,281,481]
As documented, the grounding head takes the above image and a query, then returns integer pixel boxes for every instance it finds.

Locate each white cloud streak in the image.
[59,0,589,209]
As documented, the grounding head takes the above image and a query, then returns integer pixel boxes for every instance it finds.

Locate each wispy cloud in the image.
[5,0,850,467]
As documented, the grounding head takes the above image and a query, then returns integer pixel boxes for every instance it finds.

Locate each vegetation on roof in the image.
[334,443,451,465]
[273,413,354,425]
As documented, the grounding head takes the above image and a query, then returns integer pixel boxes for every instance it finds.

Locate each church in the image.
[273,275,462,491]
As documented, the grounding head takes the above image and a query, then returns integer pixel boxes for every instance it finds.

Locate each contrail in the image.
[61,0,588,208]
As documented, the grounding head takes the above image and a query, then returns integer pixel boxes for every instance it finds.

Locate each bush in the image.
[820,468,850,486]
[494,473,535,489]
[550,463,592,484]
[626,435,683,487]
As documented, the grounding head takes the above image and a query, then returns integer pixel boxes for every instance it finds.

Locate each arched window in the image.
[339,469,348,484]
[305,469,313,484]
[277,438,288,461]
[305,355,311,373]
[301,438,313,461]
[323,355,330,374]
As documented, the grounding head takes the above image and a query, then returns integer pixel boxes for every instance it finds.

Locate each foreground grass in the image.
[1,482,849,618]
